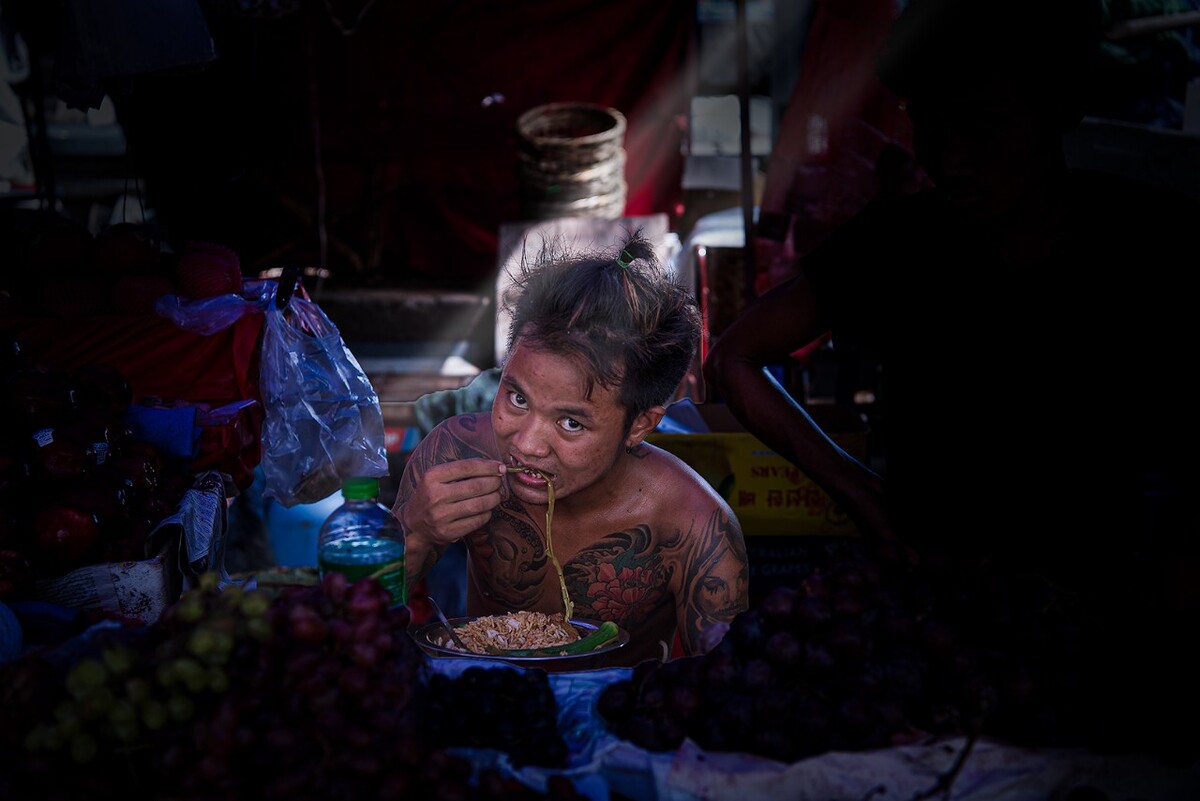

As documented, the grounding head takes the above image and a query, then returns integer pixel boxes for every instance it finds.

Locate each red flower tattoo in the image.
[587,562,663,618]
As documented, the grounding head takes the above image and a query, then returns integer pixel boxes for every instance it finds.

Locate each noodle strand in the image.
[508,466,573,621]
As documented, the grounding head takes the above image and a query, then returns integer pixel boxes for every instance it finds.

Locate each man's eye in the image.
[509,391,528,409]
[560,418,583,433]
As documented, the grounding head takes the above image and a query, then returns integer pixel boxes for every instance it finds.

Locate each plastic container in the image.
[264,490,342,568]
[316,477,406,607]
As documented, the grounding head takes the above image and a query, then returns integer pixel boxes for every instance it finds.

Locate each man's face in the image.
[492,338,628,505]
[907,76,1056,222]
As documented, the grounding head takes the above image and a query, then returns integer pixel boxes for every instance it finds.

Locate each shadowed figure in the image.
[706,0,1199,613]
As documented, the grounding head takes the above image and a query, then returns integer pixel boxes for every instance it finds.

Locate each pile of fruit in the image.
[0,572,586,800]
[597,541,1200,765]
[1,345,197,599]
[425,664,570,768]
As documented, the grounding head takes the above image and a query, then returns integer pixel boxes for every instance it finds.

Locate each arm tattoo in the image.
[395,414,490,584]
[397,415,488,505]
[679,510,749,653]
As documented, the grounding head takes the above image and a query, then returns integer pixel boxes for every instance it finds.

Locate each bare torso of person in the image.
[464,475,687,665]
[411,412,742,666]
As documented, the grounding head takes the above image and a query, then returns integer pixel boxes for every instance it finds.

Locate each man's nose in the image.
[512,418,553,458]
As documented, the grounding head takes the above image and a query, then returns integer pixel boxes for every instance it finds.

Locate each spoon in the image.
[427,597,470,653]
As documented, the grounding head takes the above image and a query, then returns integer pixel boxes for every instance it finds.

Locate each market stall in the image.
[4,540,1200,800]
[2,219,1197,800]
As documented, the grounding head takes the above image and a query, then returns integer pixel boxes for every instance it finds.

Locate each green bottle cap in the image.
[341,476,381,500]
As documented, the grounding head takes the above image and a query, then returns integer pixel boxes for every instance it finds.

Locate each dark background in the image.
[3,0,1198,382]
[4,0,704,294]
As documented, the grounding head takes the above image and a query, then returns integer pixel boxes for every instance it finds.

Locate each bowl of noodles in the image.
[411,611,630,672]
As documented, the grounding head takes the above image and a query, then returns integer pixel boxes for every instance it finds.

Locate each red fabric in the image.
[194,400,265,490]
[2,313,265,487]
[2,313,263,407]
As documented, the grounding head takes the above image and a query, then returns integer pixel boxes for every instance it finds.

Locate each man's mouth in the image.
[507,462,553,482]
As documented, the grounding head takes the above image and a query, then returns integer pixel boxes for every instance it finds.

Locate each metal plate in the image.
[411,616,629,672]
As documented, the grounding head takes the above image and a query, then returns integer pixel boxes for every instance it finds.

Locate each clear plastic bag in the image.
[258,282,387,507]
[154,279,278,335]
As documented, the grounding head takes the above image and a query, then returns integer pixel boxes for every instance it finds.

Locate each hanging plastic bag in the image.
[154,279,276,335]
[258,280,387,507]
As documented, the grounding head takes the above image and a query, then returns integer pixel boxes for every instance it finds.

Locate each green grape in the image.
[188,627,217,657]
[70,732,98,764]
[65,659,109,699]
[101,645,134,675]
[140,699,168,731]
[124,676,152,705]
[110,720,141,744]
[197,572,220,593]
[220,585,245,608]
[54,701,80,725]
[108,699,138,728]
[245,617,271,641]
[173,657,204,684]
[167,694,195,722]
[210,628,235,657]
[174,594,205,623]
[156,661,177,687]
[78,686,115,720]
[55,718,81,739]
[24,723,54,752]
[208,668,229,694]
[240,591,271,617]
[42,726,65,751]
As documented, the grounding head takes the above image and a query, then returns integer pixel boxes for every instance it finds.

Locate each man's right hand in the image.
[398,459,506,545]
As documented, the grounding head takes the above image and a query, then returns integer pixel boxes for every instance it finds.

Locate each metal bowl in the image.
[411,615,630,672]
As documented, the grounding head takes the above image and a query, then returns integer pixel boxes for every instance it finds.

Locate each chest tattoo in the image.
[469,503,549,607]
[564,527,670,625]
[476,507,673,630]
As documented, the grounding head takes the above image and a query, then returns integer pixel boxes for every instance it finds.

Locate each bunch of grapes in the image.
[155,571,430,800]
[425,665,569,768]
[0,571,277,799]
[0,571,591,800]
[596,541,1176,764]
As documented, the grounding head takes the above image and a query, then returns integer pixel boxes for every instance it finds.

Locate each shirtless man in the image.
[394,232,749,664]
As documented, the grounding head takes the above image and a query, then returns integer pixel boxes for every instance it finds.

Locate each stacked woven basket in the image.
[516,102,628,221]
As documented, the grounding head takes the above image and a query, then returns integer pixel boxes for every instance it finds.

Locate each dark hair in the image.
[504,229,700,429]
[876,0,1102,130]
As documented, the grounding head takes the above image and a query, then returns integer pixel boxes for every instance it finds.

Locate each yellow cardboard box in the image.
[648,403,867,537]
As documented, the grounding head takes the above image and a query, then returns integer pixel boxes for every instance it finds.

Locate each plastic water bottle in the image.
[317,477,406,607]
